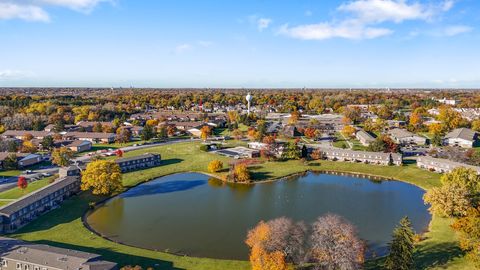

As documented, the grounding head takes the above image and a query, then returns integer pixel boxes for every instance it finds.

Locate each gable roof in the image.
[444,128,477,141]
[0,237,117,270]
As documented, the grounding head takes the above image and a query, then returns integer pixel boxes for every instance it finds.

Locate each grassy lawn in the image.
[0,170,21,177]
[0,177,54,200]
[9,141,473,270]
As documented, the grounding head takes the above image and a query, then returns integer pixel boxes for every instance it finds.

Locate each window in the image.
[1,259,7,266]
[34,266,40,270]
[25,264,29,270]
[16,263,21,269]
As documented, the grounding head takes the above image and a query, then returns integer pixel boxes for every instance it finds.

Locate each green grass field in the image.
[8,141,475,269]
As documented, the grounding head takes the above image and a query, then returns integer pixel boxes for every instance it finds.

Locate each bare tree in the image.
[309,214,365,270]
[264,217,307,264]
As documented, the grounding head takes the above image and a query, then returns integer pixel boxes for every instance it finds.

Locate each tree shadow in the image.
[250,171,273,181]
[413,242,465,269]
[161,158,184,166]
[31,239,185,270]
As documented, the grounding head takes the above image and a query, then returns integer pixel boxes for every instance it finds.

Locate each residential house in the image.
[63,132,115,144]
[0,237,117,270]
[1,131,51,140]
[417,156,480,174]
[0,153,42,169]
[443,128,478,148]
[388,128,426,145]
[76,121,115,132]
[65,140,92,153]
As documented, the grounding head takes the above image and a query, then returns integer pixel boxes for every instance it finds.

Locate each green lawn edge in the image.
[8,141,474,269]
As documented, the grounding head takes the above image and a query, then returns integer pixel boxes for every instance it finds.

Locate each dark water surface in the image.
[86,172,430,260]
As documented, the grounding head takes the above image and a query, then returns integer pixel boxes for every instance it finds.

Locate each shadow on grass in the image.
[250,171,273,181]
[403,159,417,165]
[414,242,465,269]
[33,240,184,270]
[161,158,184,166]
[365,242,465,270]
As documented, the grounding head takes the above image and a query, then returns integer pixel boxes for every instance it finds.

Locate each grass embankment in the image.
[9,141,474,269]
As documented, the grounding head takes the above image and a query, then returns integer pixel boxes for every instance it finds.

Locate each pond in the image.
[86,172,431,260]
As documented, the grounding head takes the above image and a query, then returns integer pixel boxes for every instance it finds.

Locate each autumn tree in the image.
[51,147,74,167]
[115,149,124,157]
[157,125,168,139]
[310,214,364,270]
[304,127,317,139]
[232,129,244,140]
[451,207,480,267]
[208,160,223,173]
[438,106,463,131]
[423,168,479,217]
[288,111,300,125]
[23,133,33,141]
[246,221,288,270]
[200,125,212,141]
[384,217,415,270]
[81,160,122,195]
[21,141,37,153]
[232,164,251,183]
[409,112,423,131]
[116,127,132,144]
[310,148,323,160]
[428,123,443,136]
[342,125,356,138]
[17,176,28,192]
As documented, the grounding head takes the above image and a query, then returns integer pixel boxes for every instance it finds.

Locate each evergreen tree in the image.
[384,217,415,270]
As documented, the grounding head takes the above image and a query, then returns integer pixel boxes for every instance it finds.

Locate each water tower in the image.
[246,92,252,115]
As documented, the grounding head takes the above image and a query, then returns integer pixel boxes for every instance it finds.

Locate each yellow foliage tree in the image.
[208,160,223,173]
[21,141,37,153]
[249,246,287,270]
[200,125,212,141]
[81,160,122,195]
[342,125,356,138]
[246,221,288,270]
[428,123,443,135]
[51,147,74,166]
[234,164,251,183]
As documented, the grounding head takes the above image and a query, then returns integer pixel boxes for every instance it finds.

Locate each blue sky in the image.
[0,0,479,88]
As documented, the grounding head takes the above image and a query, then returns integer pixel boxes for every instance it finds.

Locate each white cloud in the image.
[257,17,272,31]
[0,2,50,22]
[0,0,109,21]
[0,70,33,80]
[440,25,473,36]
[279,0,458,41]
[338,0,432,23]
[174,43,193,54]
[279,20,393,40]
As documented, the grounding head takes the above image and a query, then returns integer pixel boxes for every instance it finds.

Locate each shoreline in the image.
[81,166,433,261]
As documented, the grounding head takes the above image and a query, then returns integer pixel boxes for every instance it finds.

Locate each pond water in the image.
[86,172,431,260]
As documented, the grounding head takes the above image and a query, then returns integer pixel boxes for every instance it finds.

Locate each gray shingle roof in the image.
[444,128,477,141]
[0,237,117,270]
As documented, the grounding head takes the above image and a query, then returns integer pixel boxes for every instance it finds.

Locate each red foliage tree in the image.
[115,149,124,157]
[17,176,28,191]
